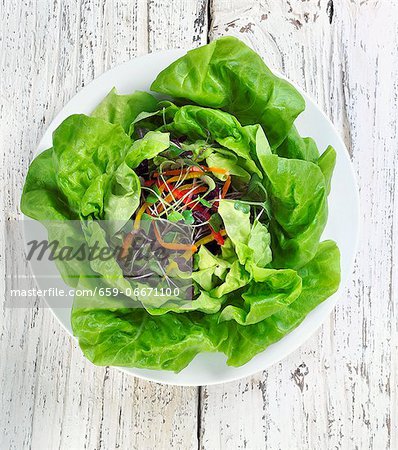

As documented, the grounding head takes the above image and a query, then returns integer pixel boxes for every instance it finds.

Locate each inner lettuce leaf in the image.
[218,268,302,325]
[124,130,170,168]
[205,151,251,183]
[163,104,262,176]
[151,36,305,148]
[217,200,272,269]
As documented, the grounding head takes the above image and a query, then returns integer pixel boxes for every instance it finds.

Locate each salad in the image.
[21,36,340,372]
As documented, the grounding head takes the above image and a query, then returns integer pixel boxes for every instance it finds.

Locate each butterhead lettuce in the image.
[21,36,341,373]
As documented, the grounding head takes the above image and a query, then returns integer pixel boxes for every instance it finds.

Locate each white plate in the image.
[28,48,359,386]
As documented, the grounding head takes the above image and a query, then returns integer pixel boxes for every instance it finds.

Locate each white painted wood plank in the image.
[0,1,209,449]
[200,1,398,449]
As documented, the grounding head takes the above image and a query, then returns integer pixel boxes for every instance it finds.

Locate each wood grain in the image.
[1,0,396,449]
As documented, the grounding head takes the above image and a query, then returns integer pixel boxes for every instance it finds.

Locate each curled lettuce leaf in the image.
[275,125,320,162]
[52,114,133,217]
[92,88,158,133]
[165,105,261,175]
[218,268,302,325]
[317,145,336,195]
[256,146,328,269]
[21,148,73,221]
[218,200,272,269]
[220,240,340,366]
[151,36,305,148]
[124,131,170,168]
[205,151,251,183]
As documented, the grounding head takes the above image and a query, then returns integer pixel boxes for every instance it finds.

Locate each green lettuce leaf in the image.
[151,36,305,148]
[218,200,272,269]
[205,151,251,183]
[92,88,158,133]
[221,240,340,366]
[164,104,262,176]
[317,145,336,195]
[124,131,170,168]
[275,125,320,162]
[102,162,141,232]
[211,260,251,298]
[218,268,302,325]
[21,148,73,221]
[82,220,132,293]
[71,307,228,372]
[52,114,133,217]
[144,290,227,316]
[256,148,328,269]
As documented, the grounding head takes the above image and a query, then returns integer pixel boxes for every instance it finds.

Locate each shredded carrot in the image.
[201,166,229,175]
[119,232,135,259]
[153,222,197,252]
[221,175,231,199]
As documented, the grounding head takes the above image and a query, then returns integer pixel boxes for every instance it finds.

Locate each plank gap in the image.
[197,386,202,450]
[207,0,213,43]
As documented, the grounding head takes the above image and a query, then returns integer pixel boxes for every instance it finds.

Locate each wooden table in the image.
[1,1,397,448]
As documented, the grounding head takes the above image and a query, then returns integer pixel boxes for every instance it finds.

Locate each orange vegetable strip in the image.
[201,166,229,175]
[221,175,231,199]
[179,184,207,193]
[119,232,135,259]
[153,222,197,252]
